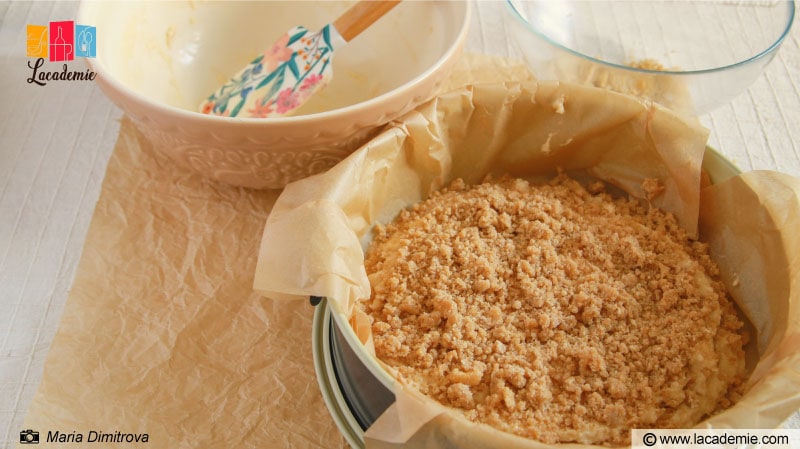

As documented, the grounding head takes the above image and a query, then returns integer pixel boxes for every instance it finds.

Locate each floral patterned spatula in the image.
[200,1,401,118]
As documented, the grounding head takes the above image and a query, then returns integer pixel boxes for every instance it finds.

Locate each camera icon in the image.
[19,429,39,444]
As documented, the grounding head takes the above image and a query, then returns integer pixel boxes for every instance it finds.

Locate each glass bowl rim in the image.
[504,0,796,76]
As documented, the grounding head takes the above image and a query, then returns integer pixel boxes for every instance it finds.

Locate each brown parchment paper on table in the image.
[19,123,345,446]
[253,83,800,446]
[17,53,531,449]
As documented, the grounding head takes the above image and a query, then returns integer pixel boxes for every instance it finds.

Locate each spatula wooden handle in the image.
[333,1,402,42]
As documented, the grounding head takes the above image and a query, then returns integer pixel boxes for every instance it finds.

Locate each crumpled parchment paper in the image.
[20,116,347,448]
[253,67,800,448]
[18,52,535,449]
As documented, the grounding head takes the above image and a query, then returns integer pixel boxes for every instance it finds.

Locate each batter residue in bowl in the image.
[360,174,746,446]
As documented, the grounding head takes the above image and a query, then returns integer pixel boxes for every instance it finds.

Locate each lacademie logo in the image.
[26,20,97,86]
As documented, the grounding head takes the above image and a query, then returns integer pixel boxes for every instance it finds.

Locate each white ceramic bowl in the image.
[78,1,470,189]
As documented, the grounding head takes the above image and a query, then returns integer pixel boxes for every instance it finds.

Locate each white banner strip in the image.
[632,429,800,449]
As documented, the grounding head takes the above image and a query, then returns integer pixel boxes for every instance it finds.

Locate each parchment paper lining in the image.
[254,67,800,448]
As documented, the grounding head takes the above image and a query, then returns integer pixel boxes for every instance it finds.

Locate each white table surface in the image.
[1,1,799,447]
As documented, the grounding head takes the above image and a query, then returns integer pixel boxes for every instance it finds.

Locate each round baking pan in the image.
[312,146,742,448]
[313,300,365,449]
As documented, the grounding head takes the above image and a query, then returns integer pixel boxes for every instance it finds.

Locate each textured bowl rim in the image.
[78,1,472,125]
[504,0,795,76]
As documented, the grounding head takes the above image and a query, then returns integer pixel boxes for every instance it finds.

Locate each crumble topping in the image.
[360,174,746,446]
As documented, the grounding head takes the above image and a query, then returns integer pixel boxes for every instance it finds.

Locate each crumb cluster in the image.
[628,58,669,71]
[361,174,746,446]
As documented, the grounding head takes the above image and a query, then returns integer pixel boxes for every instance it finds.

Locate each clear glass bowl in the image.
[505,0,795,115]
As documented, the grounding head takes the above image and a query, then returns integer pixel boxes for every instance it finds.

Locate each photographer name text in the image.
[47,430,149,443]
